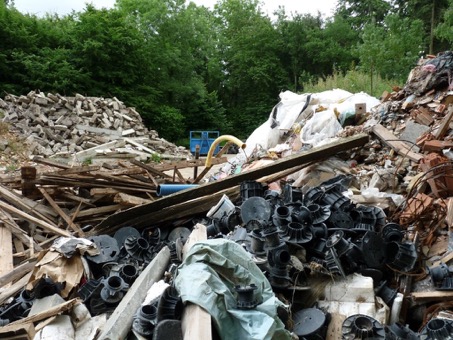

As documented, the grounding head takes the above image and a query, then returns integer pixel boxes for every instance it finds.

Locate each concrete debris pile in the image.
[0,91,191,164]
[3,51,453,340]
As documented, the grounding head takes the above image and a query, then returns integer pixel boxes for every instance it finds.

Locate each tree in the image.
[336,0,392,29]
[215,0,287,137]
[435,0,453,44]
[358,13,424,92]
[391,0,449,54]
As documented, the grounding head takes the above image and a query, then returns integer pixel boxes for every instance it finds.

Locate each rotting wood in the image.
[90,134,368,235]
[129,159,173,180]
[181,224,212,340]
[372,124,423,163]
[0,322,35,339]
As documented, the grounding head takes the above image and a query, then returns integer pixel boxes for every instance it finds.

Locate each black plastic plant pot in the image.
[428,262,451,285]
[78,278,103,303]
[86,235,120,265]
[249,230,266,256]
[342,314,385,339]
[267,242,291,269]
[359,231,386,269]
[262,225,281,248]
[295,205,313,226]
[308,204,331,224]
[240,180,264,201]
[148,228,161,245]
[120,264,140,285]
[241,197,272,226]
[272,205,291,229]
[385,322,419,340]
[280,221,313,245]
[310,223,328,239]
[326,231,351,257]
[157,286,183,322]
[321,190,351,211]
[375,281,398,307]
[124,236,153,263]
[235,284,259,310]
[293,308,329,340]
[113,226,141,249]
[420,318,453,339]
[281,183,303,204]
[328,210,354,229]
[304,187,324,205]
[381,223,404,243]
[325,248,346,277]
[309,238,327,258]
[351,206,377,231]
[385,242,418,272]
[132,304,157,338]
[100,275,129,305]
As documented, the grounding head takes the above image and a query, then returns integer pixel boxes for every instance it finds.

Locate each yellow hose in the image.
[205,135,246,167]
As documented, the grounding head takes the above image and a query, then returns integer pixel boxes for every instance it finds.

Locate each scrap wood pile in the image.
[1,51,453,340]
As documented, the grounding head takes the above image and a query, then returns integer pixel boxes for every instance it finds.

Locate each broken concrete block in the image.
[34,315,74,340]
[29,294,66,316]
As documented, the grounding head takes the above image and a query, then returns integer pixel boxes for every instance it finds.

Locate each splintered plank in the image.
[38,188,85,237]
[0,201,70,237]
[434,104,453,139]
[0,223,13,287]
[91,134,369,235]
[372,124,423,163]
[181,224,212,340]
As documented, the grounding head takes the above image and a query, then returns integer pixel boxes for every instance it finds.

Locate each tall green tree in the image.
[358,13,424,92]
[435,0,453,44]
[215,0,286,137]
[391,0,449,53]
[336,0,392,29]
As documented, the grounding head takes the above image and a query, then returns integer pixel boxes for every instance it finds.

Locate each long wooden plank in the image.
[90,134,368,235]
[38,188,85,237]
[0,200,70,237]
[181,224,212,340]
[0,224,13,287]
[372,124,423,163]
[0,259,36,288]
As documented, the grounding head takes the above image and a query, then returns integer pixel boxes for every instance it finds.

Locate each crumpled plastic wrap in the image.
[174,239,291,340]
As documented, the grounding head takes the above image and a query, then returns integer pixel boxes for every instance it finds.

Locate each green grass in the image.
[303,68,402,98]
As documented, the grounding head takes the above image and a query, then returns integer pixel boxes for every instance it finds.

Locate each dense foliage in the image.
[0,0,452,141]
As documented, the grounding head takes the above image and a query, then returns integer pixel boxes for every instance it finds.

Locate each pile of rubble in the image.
[0,91,191,166]
[2,51,453,340]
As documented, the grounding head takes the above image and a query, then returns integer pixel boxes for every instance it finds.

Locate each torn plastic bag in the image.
[174,239,291,340]
[300,109,343,147]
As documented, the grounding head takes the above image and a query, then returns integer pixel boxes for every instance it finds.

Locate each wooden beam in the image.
[90,134,368,235]
[434,104,453,140]
[114,192,152,206]
[0,201,70,237]
[38,188,85,237]
[411,290,453,303]
[0,260,36,290]
[181,224,212,340]
[0,223,13,287]
[372,124,423,163]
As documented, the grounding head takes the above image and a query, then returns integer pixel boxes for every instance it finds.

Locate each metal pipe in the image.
[205,135,246,167]
[156,184,199,197]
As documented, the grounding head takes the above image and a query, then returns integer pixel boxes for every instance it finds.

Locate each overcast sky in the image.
[13,0,338,18]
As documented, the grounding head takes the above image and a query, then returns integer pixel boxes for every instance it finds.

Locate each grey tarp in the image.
[174,238,291,340]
